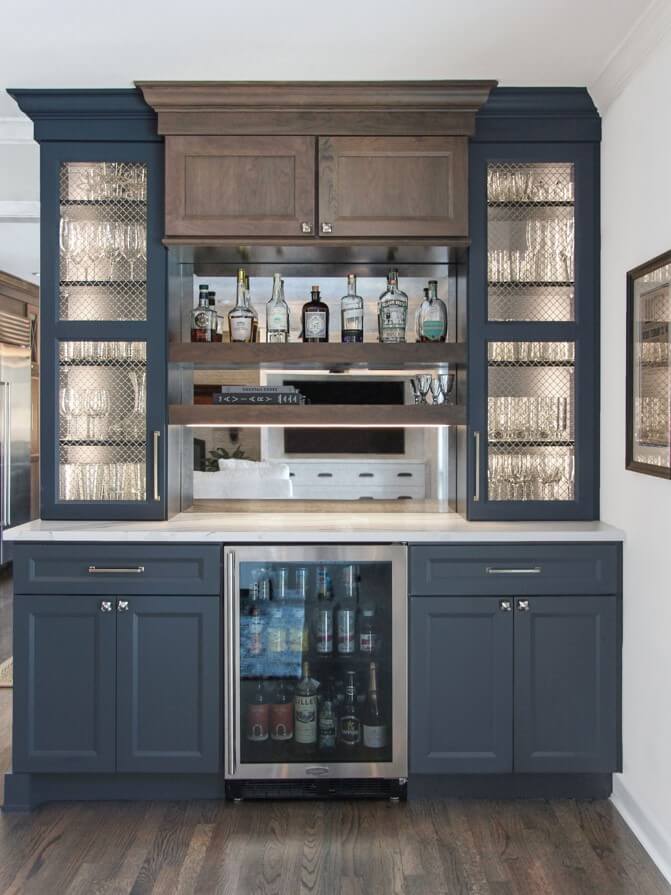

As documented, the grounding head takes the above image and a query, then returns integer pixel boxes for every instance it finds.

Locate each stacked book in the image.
[213,385,308,405]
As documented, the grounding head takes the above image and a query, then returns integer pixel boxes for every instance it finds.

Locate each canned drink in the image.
[295,567,309,600]
[315,607,333,654]
[258,578,271,601]
[317,566,332,600]
[275,567,289,600]
[337,608,356,654]
[342,565,358,600]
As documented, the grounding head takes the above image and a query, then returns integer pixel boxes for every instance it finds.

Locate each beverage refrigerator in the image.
[224,545,407,799]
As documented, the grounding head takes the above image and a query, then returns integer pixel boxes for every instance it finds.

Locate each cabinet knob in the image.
[517,599,530,612]
[117,600,130,612]
[320,222,333,234]
[100,601,113,613]
[499,599,512,612]
[300,221,312,234]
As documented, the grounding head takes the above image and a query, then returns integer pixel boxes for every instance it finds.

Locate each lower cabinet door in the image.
[116,596,221,773]
[514,596,618,773]
[13,595,116,772]
[410,596,513,773]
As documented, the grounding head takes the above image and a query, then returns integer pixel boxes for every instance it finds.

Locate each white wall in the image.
[601,34,671,881]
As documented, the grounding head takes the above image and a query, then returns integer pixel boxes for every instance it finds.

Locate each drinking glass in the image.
[416,375,432,405]
[410,378,422,405]
[60,387,83,440]
[439,373,455,404]
[429,378,444,405]
[86,388,110,440]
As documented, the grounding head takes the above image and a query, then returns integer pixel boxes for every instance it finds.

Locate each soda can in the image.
[295,567,309,600]
[275,567,289,600]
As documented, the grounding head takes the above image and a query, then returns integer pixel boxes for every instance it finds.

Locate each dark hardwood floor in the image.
[0,602,668,894]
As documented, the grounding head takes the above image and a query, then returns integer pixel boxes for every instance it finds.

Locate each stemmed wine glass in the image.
[60,386,83,440]
[416,375,432,405]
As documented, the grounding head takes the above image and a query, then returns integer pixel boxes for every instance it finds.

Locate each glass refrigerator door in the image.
[226,546,407,780]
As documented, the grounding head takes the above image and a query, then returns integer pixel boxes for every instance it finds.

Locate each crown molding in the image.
[0,116,34,145]
[0,201,40,223]
[0,270,39,305]
[590,0,671,112]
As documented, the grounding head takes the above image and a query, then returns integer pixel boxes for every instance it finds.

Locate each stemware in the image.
[429,378,444,405]
[416,375,432,405]
[439,373,455,404]
[409,378,422,405]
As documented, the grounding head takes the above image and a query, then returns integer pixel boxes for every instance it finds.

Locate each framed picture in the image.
[626,250,671,478]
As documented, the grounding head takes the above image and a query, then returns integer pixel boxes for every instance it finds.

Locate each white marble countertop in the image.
[4,514,624,543]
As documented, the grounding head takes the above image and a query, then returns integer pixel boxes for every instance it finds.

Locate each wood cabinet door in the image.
[410,596,513,774]
[318,136,468,238]
[116,596,221,773]
[13,595,116,772]
[165,135,316,238]
[514,596,618,773]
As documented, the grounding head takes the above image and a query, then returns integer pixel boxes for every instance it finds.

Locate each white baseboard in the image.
[611,777,671,885]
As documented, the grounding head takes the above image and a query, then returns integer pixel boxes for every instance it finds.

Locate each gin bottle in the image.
[378,270,408,343]
[228,268,256,343]
[302,285,330,343]
[340,274,364,343]
[416,280,447,342]
[266,273,290,343]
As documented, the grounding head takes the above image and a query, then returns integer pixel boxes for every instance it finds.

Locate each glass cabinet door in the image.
[227,546,407,779]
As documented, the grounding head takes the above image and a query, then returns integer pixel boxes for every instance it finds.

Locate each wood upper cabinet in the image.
[165,135,316,238]
[318,136,468,238]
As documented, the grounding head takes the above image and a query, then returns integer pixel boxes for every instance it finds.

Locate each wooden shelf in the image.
[170,403,466,427]
[169,341,465,370]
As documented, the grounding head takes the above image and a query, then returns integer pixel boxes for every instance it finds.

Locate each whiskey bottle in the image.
[294,661,319,745]
[318,685,337,750]
[416,279,447,342]
[246,679,269,742]
[270,680,294,742]
[362,662,387,749]
[245,272,259,342]
[340,274,364,343]
[266,273,290,343]
[228,268,256,343]
[339,670,362,746]
[207,291,223,342]
[378,270,408,343]
[302,286,329,343]
[191,284,213,342]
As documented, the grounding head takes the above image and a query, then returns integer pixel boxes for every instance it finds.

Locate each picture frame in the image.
[626,250,671,479]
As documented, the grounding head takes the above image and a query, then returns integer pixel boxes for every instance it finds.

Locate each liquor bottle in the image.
[301,285,329,343]
[191,284,213,342]
[340,274,364,343]
[270,680,294,742]
[245,272,259,342]
[362,662,387,749]
[378,270,408,343]
[228,268,256,343]
[318,685,337,750]
[207,292,223,342]
[266,273,290,343]
[294,661,319,745]
[267,606,287,653]
[339,670,362,746]
[416,279,447,342]
[246,679,269,742]
[359,607,377,656]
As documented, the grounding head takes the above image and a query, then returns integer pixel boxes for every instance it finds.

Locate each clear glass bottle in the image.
[301,286,330,343]
[359,607,377,656]
[191,284,213,342]
[207,291,223,342]
[270,679,294,742]
[340,274,364,343]
[378,269,408,343]
[228,268,256,343]
[246,678,269,742]
[266,273,290,343]
[339,670,362,746]
[362,662,387,749]
[318,684,337,750]
[294,661,319,746]
[245,272,259,342]
[416,279,448,342]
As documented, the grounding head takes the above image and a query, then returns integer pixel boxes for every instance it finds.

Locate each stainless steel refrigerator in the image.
[0,311,32,564]
[224,545,408,799]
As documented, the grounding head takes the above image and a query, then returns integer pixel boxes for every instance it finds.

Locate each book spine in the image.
[213,393,306,405]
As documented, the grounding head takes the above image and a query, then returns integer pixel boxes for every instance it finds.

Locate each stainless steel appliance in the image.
[224,545,407,798]
[0,312,32,564]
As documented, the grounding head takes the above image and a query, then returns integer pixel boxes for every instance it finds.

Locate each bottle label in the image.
[337,609,356,654]
[319,712,337,748]
[294,694,317,743]
[342,309,362,328]
[380,298,407,328]
[288,625,304,653]
[268,626,287,653]
[340,714,361,746]
[363,723,387,749]
[268,308,288,330]
[194,310,211,330]
[360,632,376,654]
[421,320,445,341]
[231,317,252,341]
[305,310,327,338]
[246,703,269,741]
[270,702,294,741]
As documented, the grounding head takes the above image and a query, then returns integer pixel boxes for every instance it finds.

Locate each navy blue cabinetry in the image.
[467,90,600,520]
[9,91,166,520]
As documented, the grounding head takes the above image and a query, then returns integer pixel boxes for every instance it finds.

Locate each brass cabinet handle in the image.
[300,221,312,234]
[100,600,113,613]
[117,600,130,612]
[153,430,161,502]
[89,566,145,575]
[473,430,481,502]
[486,567,541,575]
[320,222,333,234]
[517,599,530,612]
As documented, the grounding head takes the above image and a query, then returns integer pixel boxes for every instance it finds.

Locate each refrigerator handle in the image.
[0,382,10,527]
[225,550,238,777]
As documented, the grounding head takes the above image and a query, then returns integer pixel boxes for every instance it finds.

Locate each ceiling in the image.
[0,0,656,118]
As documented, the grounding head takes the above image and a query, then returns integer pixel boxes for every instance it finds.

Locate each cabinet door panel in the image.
[116,596,220,773]
[318,136,468,238]
[514,596,618,772]
[166,135,315,238]
[13,595,116,772]
[410,596,512,773]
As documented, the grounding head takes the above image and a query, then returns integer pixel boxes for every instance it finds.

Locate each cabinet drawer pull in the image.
[317,472,333,478]
[88,565,145,575]
[397,472,413,478]
[358,472,374,478]
[486,566,542,575]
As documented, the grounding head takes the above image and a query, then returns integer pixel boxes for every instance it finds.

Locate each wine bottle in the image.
[362,662,387,749]
[339,670,361,746]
